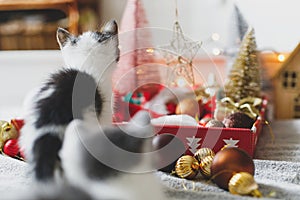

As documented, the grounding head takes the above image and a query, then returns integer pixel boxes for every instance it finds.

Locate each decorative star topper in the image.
[158,20,202,87]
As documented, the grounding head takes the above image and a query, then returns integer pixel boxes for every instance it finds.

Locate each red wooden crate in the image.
[115,93,267,157]
[154,99,267,157]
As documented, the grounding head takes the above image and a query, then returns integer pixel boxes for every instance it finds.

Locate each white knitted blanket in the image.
[0,120,299,199]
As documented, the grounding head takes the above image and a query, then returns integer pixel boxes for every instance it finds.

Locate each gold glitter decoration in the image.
[225,27,261,102]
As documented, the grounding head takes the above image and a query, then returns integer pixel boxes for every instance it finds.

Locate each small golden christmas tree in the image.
[225,27,261,102]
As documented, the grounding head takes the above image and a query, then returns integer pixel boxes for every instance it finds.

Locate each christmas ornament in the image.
[224,26,261,102]
[205,119,225,128]
[211,147,255,190]
[175,155,199,179]
[0,120,18,149]
[0,119,24,160]
[159,0,201,87]
[10,119,24,132]
[194,147,215,163]
[152,134,186,173]
[175,98,202,118]
[228,172,262,197]
[199,155,214,179]
[222,112,255,129]
[3,139,20,157]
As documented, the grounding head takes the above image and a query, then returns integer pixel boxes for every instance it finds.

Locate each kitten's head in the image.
[56,20,120,69]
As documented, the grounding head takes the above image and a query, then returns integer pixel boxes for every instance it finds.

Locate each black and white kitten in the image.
[19,20,119,181]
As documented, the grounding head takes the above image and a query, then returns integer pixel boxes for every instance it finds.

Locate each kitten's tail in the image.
[32,132,62,181]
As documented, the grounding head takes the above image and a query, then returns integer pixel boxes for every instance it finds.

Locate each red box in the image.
[154,99,267,157]
[115,92,267,158]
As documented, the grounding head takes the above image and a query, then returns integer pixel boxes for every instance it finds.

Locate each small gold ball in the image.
[199,155,214,179]
[0,120,18,149]
[175,155,199,179]
[194,148,215,162]
[229,172,262,197]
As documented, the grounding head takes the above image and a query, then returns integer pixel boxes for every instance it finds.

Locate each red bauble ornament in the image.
[211,147,255,190]
[152,134,186,173]
[3,139,20,157]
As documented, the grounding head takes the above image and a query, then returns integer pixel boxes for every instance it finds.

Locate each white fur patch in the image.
[61,119,166,200]
[60,31,118,126]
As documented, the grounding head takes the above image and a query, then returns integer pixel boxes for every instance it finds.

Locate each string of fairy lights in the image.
[134,0,288,89]
[169,0,288,62]
[143,32,286,62]
[140,0,287,63]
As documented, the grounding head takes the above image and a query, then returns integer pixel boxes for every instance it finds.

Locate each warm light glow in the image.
[277,54,285,62]
[212,48,221,56]
[146,48,154,53]
[211,33,220,41]
[176,77,188,87]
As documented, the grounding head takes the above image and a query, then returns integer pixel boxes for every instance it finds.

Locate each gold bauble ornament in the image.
[228,172,262,197]
[0,120,18,149]
[175,155,199,179]
[175,98,203,118]
[199,155,214,179]
[194,147,215,162]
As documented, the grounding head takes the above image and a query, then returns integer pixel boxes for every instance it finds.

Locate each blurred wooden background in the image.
[0,0,99,50]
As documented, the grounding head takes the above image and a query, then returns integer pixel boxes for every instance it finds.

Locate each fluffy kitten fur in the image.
[60,111,165,200]
[12,112,165,200]
[19,20,119,181]
[19,20,165,200]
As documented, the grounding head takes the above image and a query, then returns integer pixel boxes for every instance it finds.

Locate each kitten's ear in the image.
[101,20,118,35]
[56,27,72,48]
